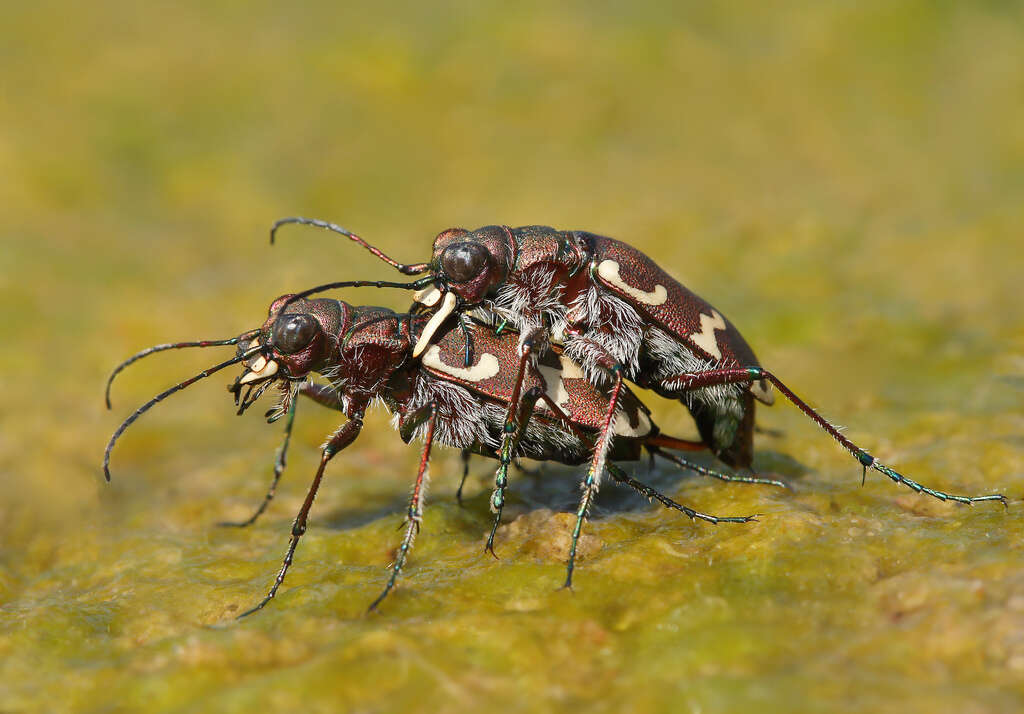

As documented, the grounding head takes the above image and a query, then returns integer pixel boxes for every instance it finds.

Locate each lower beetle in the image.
[104,295,762,613]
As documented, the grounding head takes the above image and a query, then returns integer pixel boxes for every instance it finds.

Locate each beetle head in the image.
[406,226,514,358]
[230,296,350,411]
[431,226,513,305]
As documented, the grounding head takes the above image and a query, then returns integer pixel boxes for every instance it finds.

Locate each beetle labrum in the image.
[270,218,1007,564]
[104,294,764,614]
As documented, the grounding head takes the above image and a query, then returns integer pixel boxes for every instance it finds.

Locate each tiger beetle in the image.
[270,218,1008,555]
[104,294,767,615]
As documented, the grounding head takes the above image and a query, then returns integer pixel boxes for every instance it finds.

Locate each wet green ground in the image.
[2,2,1023,712]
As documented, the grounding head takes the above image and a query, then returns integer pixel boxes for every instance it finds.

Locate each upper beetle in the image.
[271,219,773,470]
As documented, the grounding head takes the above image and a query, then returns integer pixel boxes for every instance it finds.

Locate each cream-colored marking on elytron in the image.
[596,260,668,306]
[413,285,442,307]
[536,355,585,411]
[421,344,500,382]
[613,409,652,437]
[238,359,279,385]
[689,310,726,361]
[412,291,457,358]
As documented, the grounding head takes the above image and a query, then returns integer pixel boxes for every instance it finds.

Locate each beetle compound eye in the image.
[441,243,489,283]
[272,314,318,354]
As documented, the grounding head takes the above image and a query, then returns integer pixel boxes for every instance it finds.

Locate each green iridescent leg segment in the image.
[563,366,623,590]
[662,365,1006,507]
[607,463,757,524]
[485,387,546,558]
[653,447,788,490]
[485,330,545,557]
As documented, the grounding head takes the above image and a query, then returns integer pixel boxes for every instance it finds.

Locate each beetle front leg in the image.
[368,402,437,612]
[218,396,300,528]
[661,367,1007,506]
[237,408,366,618]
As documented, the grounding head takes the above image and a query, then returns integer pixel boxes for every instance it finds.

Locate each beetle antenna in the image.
[103,347,260,482]
[272,277,436,348]
[105,330,260,409]
[270,216,430,276]
[340,311,405,348]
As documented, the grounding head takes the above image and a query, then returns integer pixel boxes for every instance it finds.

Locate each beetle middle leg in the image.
[558,335,632,590]
[563,363,623,590]
[456,448,472,506]
[368,402,437,612]
[485,328,546,557]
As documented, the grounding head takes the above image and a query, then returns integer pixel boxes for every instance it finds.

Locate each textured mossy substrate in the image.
[2,1,1022,712]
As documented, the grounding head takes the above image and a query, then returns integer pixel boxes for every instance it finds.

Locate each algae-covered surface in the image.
[2,2,1023,712]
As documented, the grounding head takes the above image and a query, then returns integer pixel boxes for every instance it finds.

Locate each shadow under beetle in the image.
[271,218,1007,558]
[105,294,768,614]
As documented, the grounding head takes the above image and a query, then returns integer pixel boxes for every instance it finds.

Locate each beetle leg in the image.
[485,328,546,558]
[557,335,629,589]
[661,367,1007,507]
[650,444,789,489]
[456,448,472,506]
[368,402,437,612]
[270,215,429,275]
[218,396,300,528]
[644,433,705,452]
[607,463,757,524]
[563,363,623,590]
[294,381,346,411]
[219,383,346,529]
[237,408,366,618]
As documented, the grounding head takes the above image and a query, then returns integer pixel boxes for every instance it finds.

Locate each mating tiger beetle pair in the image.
[104,219,1007,616]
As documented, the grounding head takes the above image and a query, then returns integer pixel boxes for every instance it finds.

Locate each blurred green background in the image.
[2,1,1023,712]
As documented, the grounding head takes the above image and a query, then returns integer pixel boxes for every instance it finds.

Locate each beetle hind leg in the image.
[607,463,757,524]
[648,444,789,490]
[661,366,1007,507]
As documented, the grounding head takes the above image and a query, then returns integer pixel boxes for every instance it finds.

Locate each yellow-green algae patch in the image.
[2,1,1023,712]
